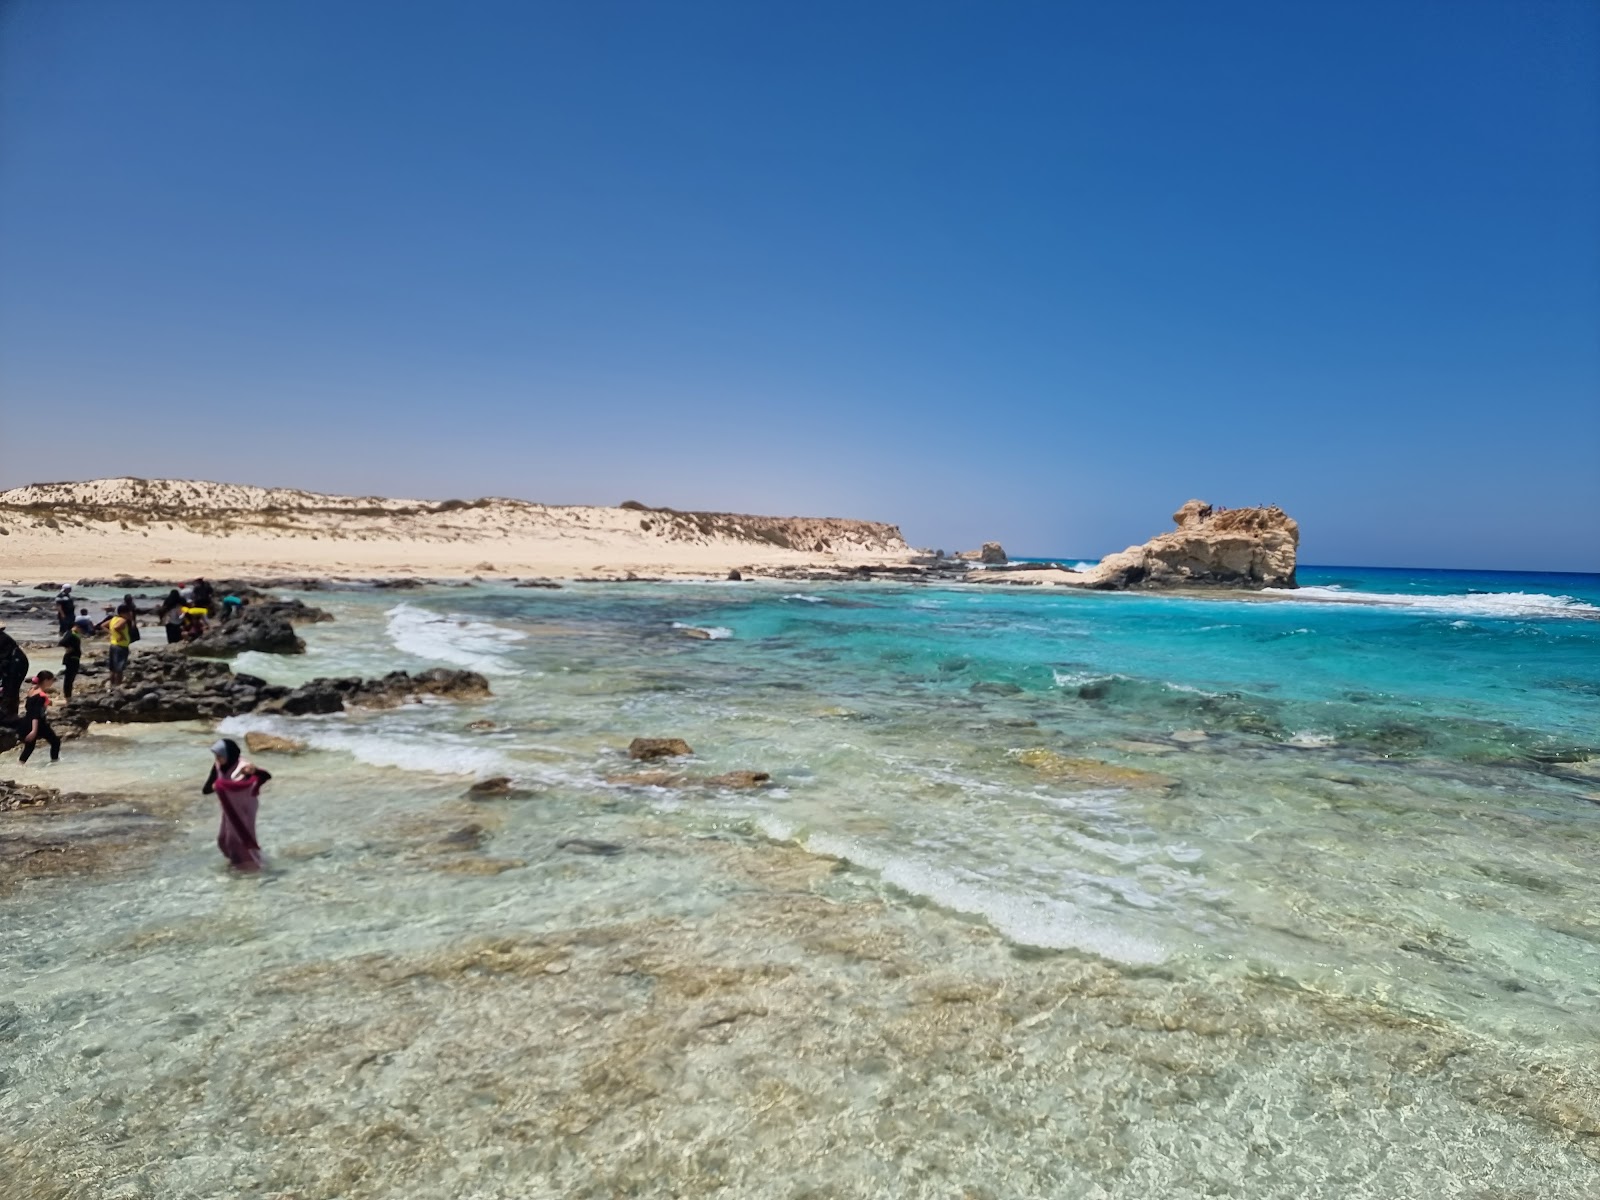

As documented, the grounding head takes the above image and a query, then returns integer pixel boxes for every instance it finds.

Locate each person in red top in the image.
[14,671,61,764]
[202,738,269,871]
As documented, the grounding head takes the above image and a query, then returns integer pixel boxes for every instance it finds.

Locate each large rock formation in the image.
[1080,501,1299,590]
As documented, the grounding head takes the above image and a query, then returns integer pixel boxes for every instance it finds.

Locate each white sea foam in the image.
[1263,586,1600,620]
[782,593,827,604]
[385,603,526,673]
[798,831,1168,965]
[220,712,518,779]
[670,621,733,639]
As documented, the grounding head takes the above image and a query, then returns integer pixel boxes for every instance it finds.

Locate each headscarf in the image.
[211,738,241,773]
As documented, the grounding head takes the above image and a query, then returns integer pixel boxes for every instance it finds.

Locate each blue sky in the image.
[1,1,1596,570]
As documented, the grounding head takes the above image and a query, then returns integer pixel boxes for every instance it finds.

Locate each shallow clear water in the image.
[4,570,1599,1197]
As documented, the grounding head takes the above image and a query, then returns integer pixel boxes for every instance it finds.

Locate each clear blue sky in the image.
[2,1,1596,570]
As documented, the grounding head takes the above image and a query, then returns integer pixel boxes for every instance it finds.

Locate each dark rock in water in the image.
[727,569,743,581]
[267,669,491,715]
[63,655,488,724]
[183,613,304,657]
[180,599,332,658]
[467,776,514,796]
[370,577,424,589]
[628,737,693,761]
[512,579,563,589]
[1078,681,1111,701]
[465,719,497,731]
[970,680,1023,696]
[556,837,623,856]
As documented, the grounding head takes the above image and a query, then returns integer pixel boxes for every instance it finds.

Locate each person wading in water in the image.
[54,586,75,636]
[13,671,61,764]
[156,589,185,644]
[203,739,269,872]
[58,622,83,701]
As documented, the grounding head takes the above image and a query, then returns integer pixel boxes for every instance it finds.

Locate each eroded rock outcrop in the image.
[180,599,331,658]
[1080,501,1298,590]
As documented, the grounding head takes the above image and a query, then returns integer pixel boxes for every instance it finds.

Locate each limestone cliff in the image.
[1080,500,1299,590]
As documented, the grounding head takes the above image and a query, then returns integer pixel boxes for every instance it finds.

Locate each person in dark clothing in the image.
[15,671,60,763]
[191,578,216,617]
[122,594,142,643]
[54,586,75,636]
[59,626,83,701]
[0,627,28,720]
[157,589,185,643]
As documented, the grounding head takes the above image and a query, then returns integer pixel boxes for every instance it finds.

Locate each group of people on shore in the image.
[5,577,272,874]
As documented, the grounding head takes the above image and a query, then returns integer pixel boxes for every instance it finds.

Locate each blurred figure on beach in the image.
[202,738,268,872]
[191,577,216,617]
[0,625,28,719]
[180,604,209,641]
[54,586,74,635]
[156,589,185,643]
[13,671,60,764]
[106,604,133,686]
[121,593,142,644]
[58,621,82,701]
[221,592,245,621]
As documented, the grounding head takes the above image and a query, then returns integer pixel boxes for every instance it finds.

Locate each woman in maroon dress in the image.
[203,738,269,872]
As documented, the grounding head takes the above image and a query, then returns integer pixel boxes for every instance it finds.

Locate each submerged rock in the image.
[628,737,693,761]
[556,837,624,856]
[1013,749,1177,789]
[1079,500,1299,590]
[244,732,306,755]
[267,669,491,715]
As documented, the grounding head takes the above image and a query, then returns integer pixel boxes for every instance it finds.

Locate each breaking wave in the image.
[385,603,526,673]
[1264,586,1600,620]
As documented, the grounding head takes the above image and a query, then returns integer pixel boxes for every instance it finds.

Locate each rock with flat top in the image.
[628,737,693,761]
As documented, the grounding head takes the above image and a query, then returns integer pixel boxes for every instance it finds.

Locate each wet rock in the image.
[1013,749,1177,789]
[727,570,743,581]
[268,669,491,715]
[244,732,306,755]
[1170,730,1209,743]
[512,579,563,589]
[465,719,497,731]
[629,737,693,761]
[556,837,624,856]
[677,627,713,640]
[181,600,331,658]
[438,823,487,849]
[467,776,514,796]
[701,771,772,789]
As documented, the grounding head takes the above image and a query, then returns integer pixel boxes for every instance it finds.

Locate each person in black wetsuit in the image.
[0,626,28,720]
[54,587,75,636]
[59,625,83,701]
[191,578,216,617]
[15,671,60,764]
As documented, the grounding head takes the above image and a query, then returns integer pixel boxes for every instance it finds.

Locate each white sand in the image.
[0,478,915,583]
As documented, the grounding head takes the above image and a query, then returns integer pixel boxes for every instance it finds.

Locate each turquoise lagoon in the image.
[3,567,1599,1198]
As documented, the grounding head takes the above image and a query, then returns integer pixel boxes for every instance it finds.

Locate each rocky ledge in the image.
[18,653,490,729]
[1079,500,1299,590]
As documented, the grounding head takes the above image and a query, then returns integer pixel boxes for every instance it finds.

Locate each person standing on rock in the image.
[58,623,83,701]
[202,738,269,872]
[121,593,142,645]
[13,671,61,764]
[54,586,75,636]
[106,604,133,687]
[191,578,216,617]
[0,626,28,720]
[157,589,185,644]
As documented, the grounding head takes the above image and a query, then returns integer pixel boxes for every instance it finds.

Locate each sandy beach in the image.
[0,478,917,584]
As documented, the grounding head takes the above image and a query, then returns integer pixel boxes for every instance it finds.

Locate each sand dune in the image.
[0,477,914,582]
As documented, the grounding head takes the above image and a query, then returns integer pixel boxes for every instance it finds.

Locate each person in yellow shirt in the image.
[107,604,133,686]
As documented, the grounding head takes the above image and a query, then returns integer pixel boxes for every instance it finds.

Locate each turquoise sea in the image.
[4,566,1599,1198]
